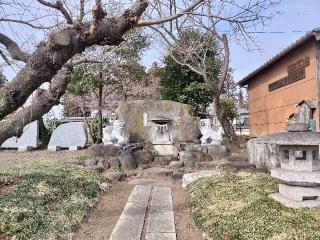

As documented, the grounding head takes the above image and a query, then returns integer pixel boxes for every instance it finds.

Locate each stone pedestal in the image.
[48,146,61,152]
[69,146,81,151]
[153,145,177,156]
[271,168,320,208]
[18,146,33,152]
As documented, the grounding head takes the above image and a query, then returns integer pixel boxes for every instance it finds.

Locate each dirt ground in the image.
[172,182,204,240]
[73,182,133,240]
[0,149,88,168]
[73,179,203,240]
[0,150,205,240]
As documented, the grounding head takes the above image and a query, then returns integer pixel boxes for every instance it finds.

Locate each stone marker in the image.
[48,122,87,150]
[182,170,220,188]
[1,121,39,150]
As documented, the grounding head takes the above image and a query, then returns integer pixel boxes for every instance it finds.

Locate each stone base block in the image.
[146,233,176,240]
[69,146,81,151]
[269,193,320,208]
[18,146,33,152]
[48,146,61,152]
[153,145,176,156]
[271,168,320,186]
[279,184,320,202]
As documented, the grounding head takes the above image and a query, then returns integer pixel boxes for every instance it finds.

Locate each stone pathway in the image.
[109,181,176,240]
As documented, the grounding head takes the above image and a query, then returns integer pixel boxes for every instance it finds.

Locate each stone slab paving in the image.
[149,187,173,212]
[109,218,145,240]
[109,180,176,240]
[146,186,176,240]
[109,185,151,240]
[129,178,172,187]
[145,233,177,240]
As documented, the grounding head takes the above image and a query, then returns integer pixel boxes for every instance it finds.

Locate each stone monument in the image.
[199,119,222,146]
[1,121,39,151]
[102,120,128,146]
[48,122,87,151]
[269,123,320,208]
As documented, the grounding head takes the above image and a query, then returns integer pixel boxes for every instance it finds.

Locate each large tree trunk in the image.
[0,67,72,145]
[0,1,149,146]
[214,96,238,146]
[0,1,148,121]
[0,0,204,145]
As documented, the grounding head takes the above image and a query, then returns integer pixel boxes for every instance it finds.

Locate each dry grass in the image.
[0,161,105,240]
[188,173,320,240]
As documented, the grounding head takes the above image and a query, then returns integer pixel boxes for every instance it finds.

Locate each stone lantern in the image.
[270,123,320,208]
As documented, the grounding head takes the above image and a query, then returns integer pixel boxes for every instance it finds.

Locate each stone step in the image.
[128,178,172,187]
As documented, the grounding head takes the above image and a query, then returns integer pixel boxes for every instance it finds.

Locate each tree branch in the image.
[79,0,85,23]
[92,0,106,23]
[137,0,204,26]
[0,18,52,30]
[37,0,73,24]
[0,0,149,121]
[0,33,30,63]
[218,34,230,92]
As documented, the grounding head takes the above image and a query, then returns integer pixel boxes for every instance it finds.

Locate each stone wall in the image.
[116,100,200,143]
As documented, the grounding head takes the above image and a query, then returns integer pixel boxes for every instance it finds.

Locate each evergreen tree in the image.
[159,56,212,116]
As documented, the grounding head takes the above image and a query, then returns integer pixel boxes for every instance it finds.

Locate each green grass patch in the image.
[75,155,91,161]
[188,173,320,240]
[0,161,105,240]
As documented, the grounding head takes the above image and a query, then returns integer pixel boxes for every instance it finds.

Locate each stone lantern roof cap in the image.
[296,100,316,109]
[254,131,320,145]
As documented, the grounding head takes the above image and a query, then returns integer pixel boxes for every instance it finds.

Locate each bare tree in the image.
[148,0,280,145]
[0,0,205,145]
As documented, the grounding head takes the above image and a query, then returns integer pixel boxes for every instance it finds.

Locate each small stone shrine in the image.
[115,100,200,155]
[269,123,320,208]
[150,116,175,155]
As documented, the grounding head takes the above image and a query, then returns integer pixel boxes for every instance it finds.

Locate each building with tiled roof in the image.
[239,28,320,137]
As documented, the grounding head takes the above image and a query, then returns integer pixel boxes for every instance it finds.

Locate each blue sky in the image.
[2,0,320,84]
[142,0,320,83]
